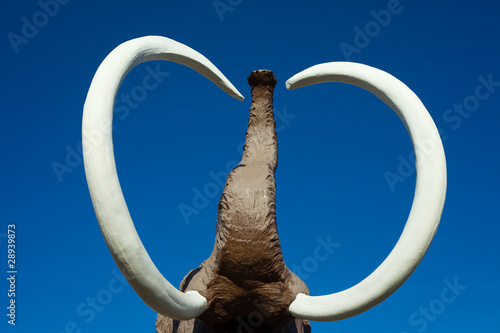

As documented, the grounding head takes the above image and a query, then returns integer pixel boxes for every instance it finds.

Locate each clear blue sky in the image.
[1,0,499,332]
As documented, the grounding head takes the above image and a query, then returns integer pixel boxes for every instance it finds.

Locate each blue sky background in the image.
[1,0,499,332]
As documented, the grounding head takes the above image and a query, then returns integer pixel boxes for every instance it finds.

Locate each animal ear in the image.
[82,36,243,321]
[286,62,446,322]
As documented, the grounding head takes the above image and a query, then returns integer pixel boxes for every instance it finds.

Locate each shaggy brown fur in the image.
[156,71,310,333]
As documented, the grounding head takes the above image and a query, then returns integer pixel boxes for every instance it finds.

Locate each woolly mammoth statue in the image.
[82,36,447,332]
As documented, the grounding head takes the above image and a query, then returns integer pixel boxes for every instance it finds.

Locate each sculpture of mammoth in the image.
[82,36,446,332]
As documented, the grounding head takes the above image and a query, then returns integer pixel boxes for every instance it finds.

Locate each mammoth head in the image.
[82,36,446,330]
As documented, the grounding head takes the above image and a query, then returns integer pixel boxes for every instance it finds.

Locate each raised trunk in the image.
[157,71,310,333]
[211,70,282,282]
[197,70,304,329]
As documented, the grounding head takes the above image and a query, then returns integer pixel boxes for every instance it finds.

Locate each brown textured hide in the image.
[156,71,310,333]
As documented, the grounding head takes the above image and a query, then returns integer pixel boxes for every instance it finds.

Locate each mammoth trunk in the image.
[215,70,282,278]
[201,70,296,327]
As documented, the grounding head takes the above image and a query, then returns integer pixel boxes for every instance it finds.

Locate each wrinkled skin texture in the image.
[157,71,310,333]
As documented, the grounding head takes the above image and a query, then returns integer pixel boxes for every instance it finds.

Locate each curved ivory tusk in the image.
[82,36,243,321]
[286,62,446,322]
